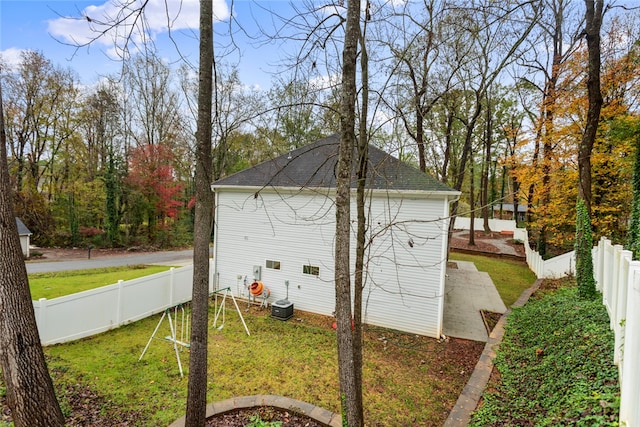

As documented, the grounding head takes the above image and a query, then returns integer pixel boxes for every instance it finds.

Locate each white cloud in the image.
[309,73,340,91]
[0,47,26,70]
[47,0,230,58]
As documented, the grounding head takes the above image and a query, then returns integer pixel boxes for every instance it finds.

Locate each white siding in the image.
[363,195,449,336]
[213,188,451,337]
[20,235,30,257]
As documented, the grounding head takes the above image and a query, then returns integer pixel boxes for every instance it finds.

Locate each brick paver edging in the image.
[168,394,342,427]
[443,278,544,427]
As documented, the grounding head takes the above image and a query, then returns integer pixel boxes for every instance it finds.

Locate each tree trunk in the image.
[469,159,476,246]
[185,0,214,425]
[447,93,483,240]
[482,96,492,233]
[416,104,426,173]
[352,13,369,423]
[441,108,454,184]
[335,0,361,425]
[578,0,603,215]
[0,83,65,427]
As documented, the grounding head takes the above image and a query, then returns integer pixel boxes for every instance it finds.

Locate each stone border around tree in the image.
[168,394,342,427]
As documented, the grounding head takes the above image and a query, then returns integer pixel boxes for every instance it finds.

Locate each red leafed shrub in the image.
[79,227,105,238]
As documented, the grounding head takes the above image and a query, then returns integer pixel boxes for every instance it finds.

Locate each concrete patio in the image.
[443,260,507,342]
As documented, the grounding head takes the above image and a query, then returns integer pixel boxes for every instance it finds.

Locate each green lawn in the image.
[449,252,537,306]
[42,304,484,426]
[8,256,539,426]
[29,265,174,300]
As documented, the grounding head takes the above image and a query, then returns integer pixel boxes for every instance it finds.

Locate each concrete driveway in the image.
[442,260,507,342]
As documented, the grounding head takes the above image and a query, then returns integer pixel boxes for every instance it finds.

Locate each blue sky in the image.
[0,0,306,89]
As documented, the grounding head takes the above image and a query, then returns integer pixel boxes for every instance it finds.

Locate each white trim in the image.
[211,184,460,199]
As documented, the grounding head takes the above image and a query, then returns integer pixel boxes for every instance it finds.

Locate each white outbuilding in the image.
[211,134,459,337]
[16,217,32,258]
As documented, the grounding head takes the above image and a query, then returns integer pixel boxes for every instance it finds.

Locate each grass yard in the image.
[41,304,484,426]
[449,252,537,307]
[28,265,173,299]
[0,255,537,426]
[469,278,620,426]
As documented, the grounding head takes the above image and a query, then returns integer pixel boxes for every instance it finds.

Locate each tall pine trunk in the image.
[185,0,214,425]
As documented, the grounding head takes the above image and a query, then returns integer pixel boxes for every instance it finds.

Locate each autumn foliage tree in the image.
[510,11,639,255]
[126,144,183,243]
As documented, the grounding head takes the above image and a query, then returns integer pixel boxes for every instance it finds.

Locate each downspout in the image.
[212,187,220,293]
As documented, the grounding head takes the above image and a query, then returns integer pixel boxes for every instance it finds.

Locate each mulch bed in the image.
[205,406,328,426]
[480,310,503,334]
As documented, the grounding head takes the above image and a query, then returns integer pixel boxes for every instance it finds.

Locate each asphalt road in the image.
[25,249,194,274]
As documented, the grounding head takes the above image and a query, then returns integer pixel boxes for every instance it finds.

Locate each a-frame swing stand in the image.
[212,287,250,336]
[139,288,250,378]
[139,304,190,377]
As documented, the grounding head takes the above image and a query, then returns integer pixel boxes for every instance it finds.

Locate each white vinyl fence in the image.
[33,262,213,345]
[521,228,576,279]
[456,217,638,426]
[454,217,573,278]
[593,237,640,427]
[454,217,522,236]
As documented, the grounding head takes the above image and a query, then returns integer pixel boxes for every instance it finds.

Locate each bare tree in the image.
[122,52,186,149]
[0,82,65,426]
[439,1,539,244]
[3,51,80,195]
[384,0,453,174]
[335,0,362,426]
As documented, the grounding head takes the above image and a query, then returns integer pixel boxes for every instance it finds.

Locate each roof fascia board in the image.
[211,184,460,199]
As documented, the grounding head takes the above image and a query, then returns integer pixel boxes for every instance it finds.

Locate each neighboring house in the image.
[211,135,460,338]
[493,203,527,222]
[16,217,32,258]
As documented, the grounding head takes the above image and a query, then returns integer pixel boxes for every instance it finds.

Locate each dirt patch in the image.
[1,381,145,426]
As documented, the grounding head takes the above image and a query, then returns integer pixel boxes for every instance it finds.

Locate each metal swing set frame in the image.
[138,287,250,377]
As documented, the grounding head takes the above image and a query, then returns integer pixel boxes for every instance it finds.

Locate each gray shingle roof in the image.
[212,134,457,194]
[15,217,31,235]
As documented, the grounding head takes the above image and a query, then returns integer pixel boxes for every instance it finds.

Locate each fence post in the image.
[609,245,623,330]
[620,264,640,427]
[116,280,124,326]
[615,251,633,366]
[602,239,613,306]
[37,298,47,344]
[209,259,215,294]
[595,237,605,291]
[536,252,543,278]
[169,267,175,307]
